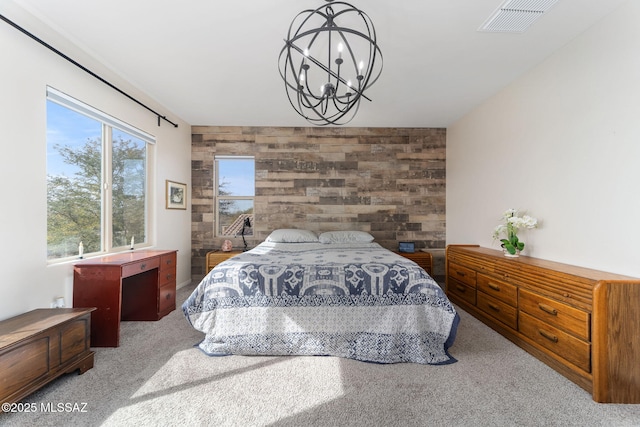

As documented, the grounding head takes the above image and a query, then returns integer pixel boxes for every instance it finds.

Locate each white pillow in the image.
[318,231,375,244]
[265,229,319,243]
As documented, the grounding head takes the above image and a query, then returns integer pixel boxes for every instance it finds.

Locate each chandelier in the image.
[278,0,383,126]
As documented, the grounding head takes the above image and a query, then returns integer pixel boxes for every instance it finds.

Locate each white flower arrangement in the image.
[493,208,538,255]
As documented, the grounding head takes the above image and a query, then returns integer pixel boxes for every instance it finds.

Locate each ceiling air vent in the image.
[479,0,560,33]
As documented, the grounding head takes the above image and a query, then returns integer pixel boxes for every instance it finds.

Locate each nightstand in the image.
[395,250,433,276]
[206,250,242,273]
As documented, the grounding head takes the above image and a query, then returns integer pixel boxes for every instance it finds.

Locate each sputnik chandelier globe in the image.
[278,0,383,125]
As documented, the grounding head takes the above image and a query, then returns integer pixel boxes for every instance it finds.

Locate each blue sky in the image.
[47,100,146,177]
[218,159,255,196]
[46,100,101,176]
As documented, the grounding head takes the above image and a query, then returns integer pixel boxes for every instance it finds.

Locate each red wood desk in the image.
[73,250,177,347]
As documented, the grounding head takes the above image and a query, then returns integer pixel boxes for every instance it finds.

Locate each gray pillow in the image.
[265,229,319,243]
[318,231,375,244]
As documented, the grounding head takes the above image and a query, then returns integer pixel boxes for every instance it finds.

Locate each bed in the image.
[182,229,459,365]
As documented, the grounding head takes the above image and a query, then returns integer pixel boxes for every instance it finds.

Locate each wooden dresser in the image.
[74,250,177,347]
[0,308,95,408]
[446,245,640,403]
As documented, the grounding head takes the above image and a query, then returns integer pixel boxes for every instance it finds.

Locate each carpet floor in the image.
[2,282,640,426]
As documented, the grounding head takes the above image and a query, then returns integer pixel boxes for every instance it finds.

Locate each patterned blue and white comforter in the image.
[183,241,459,364]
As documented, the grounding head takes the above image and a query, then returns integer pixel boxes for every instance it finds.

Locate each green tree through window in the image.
[47,135,102,257]
[46,91,151,260]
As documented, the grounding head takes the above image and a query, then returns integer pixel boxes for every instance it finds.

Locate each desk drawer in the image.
[160,253,176,271]
[122,258,159,278]
[159,266,176,286]
[159,283,175,314]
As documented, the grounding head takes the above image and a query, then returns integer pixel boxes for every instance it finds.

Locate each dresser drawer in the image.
[122,258,160,278]
[519,311,591,372]
[448,278,476,305]
[477,274,517,307]
[477,291,517,330]
[519,289,589,341]
[448,262,476,288]
[159,282,176,314]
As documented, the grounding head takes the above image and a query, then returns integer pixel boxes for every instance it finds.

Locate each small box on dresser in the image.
[446,244,640,403]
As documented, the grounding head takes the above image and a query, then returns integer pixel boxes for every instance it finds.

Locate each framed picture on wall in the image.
[166,180,187,210]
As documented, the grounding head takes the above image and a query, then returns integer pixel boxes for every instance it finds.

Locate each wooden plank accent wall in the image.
[191,126,446,282]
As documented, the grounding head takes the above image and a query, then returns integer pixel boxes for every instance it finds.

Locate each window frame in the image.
[214,155,255,237]
[46,86,155,263]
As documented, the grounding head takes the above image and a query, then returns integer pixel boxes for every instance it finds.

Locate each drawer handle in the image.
[538,303,558,316]
[456,271,466,277]
[488,283,500,291]
[166,293,172,300]
[488,303,500,312]
[539,329,558,343]
[166,260,173,265]
[140,263,146,270]
[166,274,173,280]
[456,285,466,293]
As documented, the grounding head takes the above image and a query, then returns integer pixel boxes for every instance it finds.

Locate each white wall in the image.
[0,3,192,320]
[447,1,640,277]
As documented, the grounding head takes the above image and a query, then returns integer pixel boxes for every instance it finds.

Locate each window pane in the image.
[46,100,102,259]
[218,200,254,236]
[218,159,255,196]
[112,129,147,247]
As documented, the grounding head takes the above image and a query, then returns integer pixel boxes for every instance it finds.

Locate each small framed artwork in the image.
[398,241,415,253]
[166,180,187,210]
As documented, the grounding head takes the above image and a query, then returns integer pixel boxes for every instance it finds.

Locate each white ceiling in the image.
[6,0,627,128]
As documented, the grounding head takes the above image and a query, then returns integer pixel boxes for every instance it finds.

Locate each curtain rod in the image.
[0,13,178,128]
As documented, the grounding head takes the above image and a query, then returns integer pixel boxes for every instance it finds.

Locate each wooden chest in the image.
[0,308,95,408]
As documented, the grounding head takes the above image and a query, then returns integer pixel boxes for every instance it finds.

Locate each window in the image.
[215,156,255,236]
[46,87,154,261]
